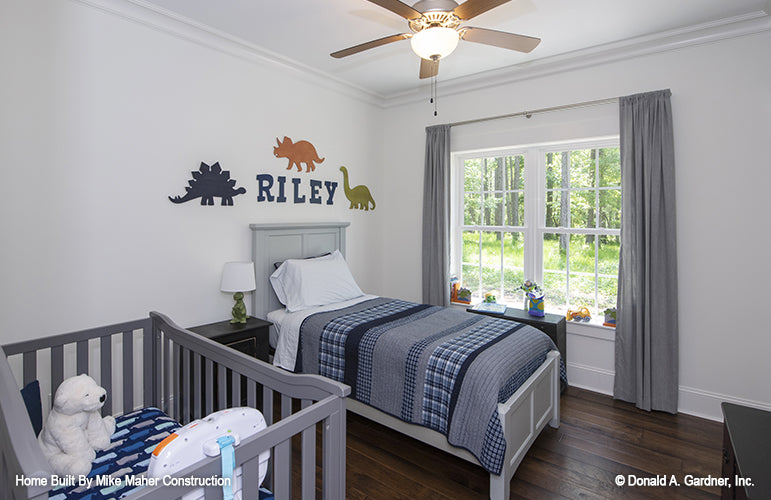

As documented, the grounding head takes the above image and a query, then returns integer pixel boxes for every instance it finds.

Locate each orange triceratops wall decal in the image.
[273,136,325,173]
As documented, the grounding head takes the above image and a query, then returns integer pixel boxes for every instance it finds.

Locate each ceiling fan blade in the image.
[419,58,439,79]
[453,0,511,20]
[366,0,423,20]
[461,27,540,53]
[331,33,411,58]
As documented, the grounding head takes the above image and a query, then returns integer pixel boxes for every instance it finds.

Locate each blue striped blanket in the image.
[297,298,566,475]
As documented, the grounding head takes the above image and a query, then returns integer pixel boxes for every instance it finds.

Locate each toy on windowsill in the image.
[520,280,544,316]
[456,287,472,304]
[603,307,617,327]
[450,276,460,302]
[567,307,592,322]
[526,290,545,317]
[520,280,541,295]
[483,292,497,303]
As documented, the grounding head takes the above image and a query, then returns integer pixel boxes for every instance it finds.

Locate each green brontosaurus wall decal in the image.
[340,166,375,211]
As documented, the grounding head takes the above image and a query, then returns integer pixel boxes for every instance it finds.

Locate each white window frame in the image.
[450,136,620,314]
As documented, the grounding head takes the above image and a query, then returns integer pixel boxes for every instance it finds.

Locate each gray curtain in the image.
[614,89,679,413]
[422,124,451,306]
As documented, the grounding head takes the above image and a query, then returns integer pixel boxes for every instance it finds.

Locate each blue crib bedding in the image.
[48,407,179,499]
[47,407,276,500]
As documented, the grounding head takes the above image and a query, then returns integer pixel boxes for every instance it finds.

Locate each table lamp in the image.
[220,262,256,324]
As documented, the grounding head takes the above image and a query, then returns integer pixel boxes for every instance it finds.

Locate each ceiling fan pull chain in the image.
[433,74,438,116]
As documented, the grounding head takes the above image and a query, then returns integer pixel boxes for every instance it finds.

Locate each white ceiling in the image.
[139,0,769,99]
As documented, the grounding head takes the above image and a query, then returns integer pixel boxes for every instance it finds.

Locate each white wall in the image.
[0,0,385,342]
[2,0,769,422]
[380,29,771,420]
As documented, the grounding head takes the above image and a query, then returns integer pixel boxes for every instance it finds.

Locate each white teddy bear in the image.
[38,374,116,477]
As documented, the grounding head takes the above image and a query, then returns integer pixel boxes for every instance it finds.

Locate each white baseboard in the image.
[566,361,771,422]
[567,361,614,395]
[678,386,771,422]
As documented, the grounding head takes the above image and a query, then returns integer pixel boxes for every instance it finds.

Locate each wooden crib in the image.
[0,311,349,500]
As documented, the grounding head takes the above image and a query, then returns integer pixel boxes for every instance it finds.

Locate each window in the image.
[452,138,621,319]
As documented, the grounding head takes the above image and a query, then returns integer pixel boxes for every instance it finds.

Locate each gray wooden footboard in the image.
[0,312,350,500]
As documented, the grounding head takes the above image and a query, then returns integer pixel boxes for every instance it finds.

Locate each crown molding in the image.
[69,0,388,107]
[383,10,771,108]
[69,0,770,110]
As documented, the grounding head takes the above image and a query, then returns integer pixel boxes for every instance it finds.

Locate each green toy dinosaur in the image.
[230,292,248,324]
[340,166,376,211]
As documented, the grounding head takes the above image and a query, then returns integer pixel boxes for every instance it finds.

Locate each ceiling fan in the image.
[331,0,541,79]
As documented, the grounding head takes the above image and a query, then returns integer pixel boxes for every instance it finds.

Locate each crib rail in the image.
[2,318,155,416]
[1,313,350,500]
[150,311,349,499]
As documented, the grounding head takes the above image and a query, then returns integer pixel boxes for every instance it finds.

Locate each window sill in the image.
[566,319,616,341]
[453,301,616,341]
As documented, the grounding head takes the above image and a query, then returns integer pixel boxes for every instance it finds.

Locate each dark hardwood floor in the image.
[343,387,724,499]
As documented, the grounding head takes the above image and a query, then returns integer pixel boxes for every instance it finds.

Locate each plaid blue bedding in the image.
[299,298,566,475]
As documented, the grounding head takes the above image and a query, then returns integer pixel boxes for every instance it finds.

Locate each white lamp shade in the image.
[220,262,256,293]
[410,27,460,60]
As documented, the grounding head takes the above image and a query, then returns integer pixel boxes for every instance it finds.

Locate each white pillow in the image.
[270,250,364,312]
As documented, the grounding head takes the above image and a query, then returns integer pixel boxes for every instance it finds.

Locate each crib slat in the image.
[172,342,180,421]
[181,346,190,423]
[76,340,88,374]
[281,394,291,419]
[301,399,316,499]
[205,359,214,415]
[122,331,133,413]
[50,345,64,395]
[149,324,161,409]
[231,371,241,408]
[217,364,226,411]
[100,335,112,415]
[145,326,155,408]
[193,353,202,420]
[274,394,293,499]
[22,351,36,387]
[241,456,260,500]
[263,386,273,426]
[164,336,172,414]
[246,379,257,408]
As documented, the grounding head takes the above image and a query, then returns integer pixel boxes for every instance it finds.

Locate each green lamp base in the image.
[230,291,248,324]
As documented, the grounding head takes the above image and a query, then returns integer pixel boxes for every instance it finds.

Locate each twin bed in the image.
[1,221,562,500]
[251,222,563,499]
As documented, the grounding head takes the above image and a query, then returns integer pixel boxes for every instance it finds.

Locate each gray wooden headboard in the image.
[249,222,350,320]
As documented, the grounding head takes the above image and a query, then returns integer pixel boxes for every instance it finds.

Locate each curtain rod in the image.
[449,96,619,128]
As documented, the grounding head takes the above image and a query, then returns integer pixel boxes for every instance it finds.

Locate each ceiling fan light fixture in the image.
[410,26,459,60]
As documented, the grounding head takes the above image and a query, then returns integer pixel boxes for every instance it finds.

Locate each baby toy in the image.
[456,287,472,304]
[149,407,269,500]
[603,307,617,327]
[520,280,541,295]
[566,307,592,322]
[38,374,116,477]
[526,290,545,317]
[521,280,544,315]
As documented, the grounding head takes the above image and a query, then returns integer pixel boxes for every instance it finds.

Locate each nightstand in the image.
[467,306,567,391]
[188,317,272,412]
[189,316,271,363]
